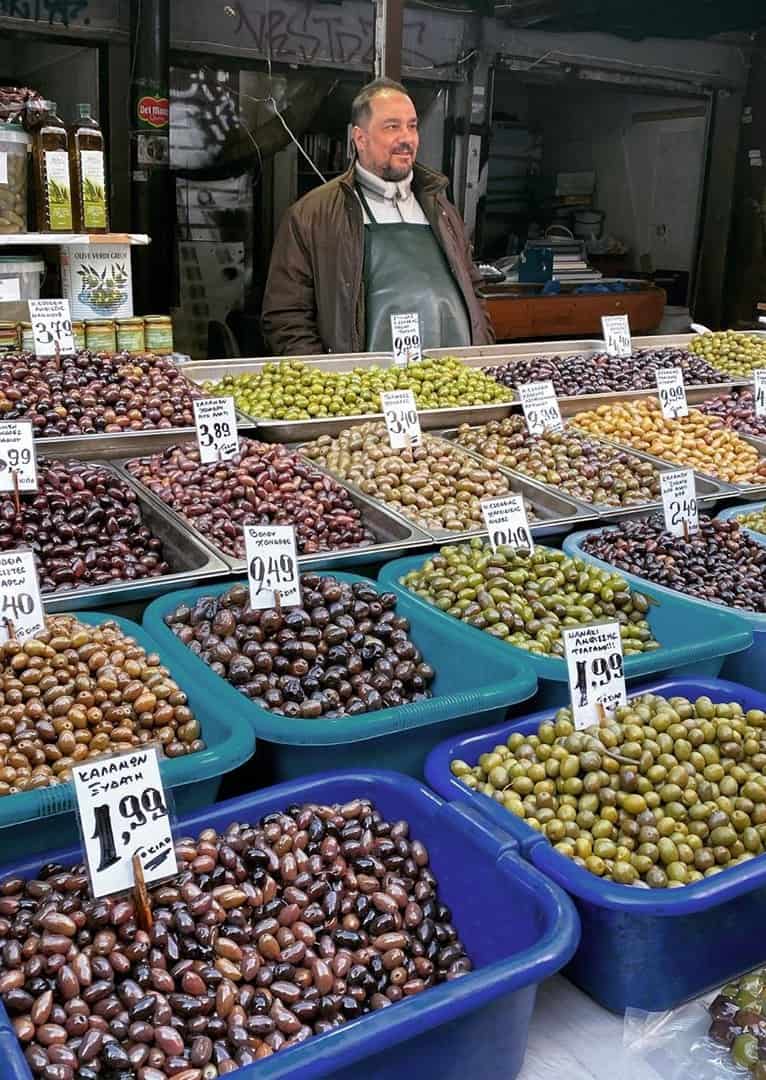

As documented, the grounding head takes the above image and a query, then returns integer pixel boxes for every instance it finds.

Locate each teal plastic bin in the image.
[378,546,753,708]
[563,524,766,692]
[718,500,766,541]
[142,574,538,782]
[0,612,255,856]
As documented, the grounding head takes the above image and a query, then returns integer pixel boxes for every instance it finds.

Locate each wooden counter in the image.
[481,284,666,342]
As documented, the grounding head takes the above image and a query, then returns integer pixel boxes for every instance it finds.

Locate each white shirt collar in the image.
[355,162,414,202]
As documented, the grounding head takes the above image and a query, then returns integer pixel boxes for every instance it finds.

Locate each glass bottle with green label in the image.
[28,100,74,232]
[69,103,109,233]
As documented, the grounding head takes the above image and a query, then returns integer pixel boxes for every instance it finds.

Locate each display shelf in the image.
[0,232,150,246]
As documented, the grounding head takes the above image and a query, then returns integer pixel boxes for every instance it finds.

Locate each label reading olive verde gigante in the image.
[28,298,75,357]
[481,495,533,554]
[563,622,627,731]
[754,370,766,418]
[0,550,44,645]
[380,389,422,449]
[0,420,37,492]
[193,397,238,464]
[244,524,301,610]
[660,468,699,538]
[655,367,689,419]
[518,380,563,436]
[390,313,422,367]
[601,314,632,358]
[71,746,178,899]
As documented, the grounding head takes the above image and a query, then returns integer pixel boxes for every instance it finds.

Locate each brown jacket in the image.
[262,161,494,355]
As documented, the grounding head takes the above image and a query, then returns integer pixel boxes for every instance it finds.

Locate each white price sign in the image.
[380,389,422,449]
[519,380,563,436]
[660,468,698,538]
[656,367,689,419]
[0,422,36,492]
[481,495,533,553]
[27,298,75,357]
[193,397,239,463]
[391,313,422,367]
[563,622,627,731]
[0,550,44,644]
[244,524,301,610]
[601,314,632,358]
[754,370,766,418]
[72,746,178,899]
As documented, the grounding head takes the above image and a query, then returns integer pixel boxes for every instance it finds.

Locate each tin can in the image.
[116,317,146,355]
[85,318,117,353]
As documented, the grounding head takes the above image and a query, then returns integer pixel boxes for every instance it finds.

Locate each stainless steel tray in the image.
[115,438,434,574]
[23,454,229,612]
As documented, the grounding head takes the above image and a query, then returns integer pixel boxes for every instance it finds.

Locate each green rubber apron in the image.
[357,184,472,353]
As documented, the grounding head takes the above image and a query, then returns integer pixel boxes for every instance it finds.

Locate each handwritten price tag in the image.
[244,524,301,610]
[601,314,632,358]
[754,370,766,418]
[193,397,239,463]
[391,313,422,367]
[656,367,689,419]
[72,746,178,899]
[481,495,533,553]
[28,298,75,357]
[564,622,627,731]
[660,468,698,538]
[0,550,44,644]
[518,380,563,436]
[381,389,422,449]
[0,421,36,492]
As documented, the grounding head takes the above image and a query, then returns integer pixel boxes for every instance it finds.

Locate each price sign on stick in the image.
[391,313,422,367]
[0,421,36,493]
[518,380,563,436]
[660,468,699,539]
[72,746,178,899]
[481,495,533,553]
[563,622,627,731]
[601,314,632,358]
[28,298,75,357]
[0,550,44,644]
[381,389,422,449]
[656,367,689,419]
[193,397,238,463]
[244,524,301,610]
[754,370,766,418]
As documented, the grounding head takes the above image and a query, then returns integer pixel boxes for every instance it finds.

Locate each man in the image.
[262,77,494,355]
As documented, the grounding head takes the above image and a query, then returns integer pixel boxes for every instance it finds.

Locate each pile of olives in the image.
[709,968,766,1074]
[452,690,766,888]
[400,539,660,656]
[203,357,512,421]
[694,388,766,439]
[453,417,662,508]
[689,331,766,378]
[734,508,766,535]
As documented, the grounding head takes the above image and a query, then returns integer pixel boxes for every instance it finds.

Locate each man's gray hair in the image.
[351,77,409,127]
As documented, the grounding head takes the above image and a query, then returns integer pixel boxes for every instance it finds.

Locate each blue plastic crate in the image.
[378,547,753,708]
[425,676,766,1013]
[141,574,537,782]
[564,524,766,691]
[717,500,766,541]
[0,769,580,1080]
[0,612,255,856]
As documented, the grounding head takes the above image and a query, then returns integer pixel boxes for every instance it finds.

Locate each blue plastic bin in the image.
[425,676,766,1013]
[378,548,753,708]
[564,524,766,691]
[0,769,580,1080]
[0,612,255,856]
[141,574,537,782]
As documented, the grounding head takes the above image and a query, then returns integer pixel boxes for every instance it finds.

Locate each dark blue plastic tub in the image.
[425,676,766,1013]
[379,548,753,708]
[141,574,537,782]
[0,770,580,1080]
[564,525,766,691]
[0,612,255,856]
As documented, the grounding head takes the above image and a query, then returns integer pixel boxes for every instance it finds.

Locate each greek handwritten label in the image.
[481,495,533,553]
[754,370,766,418]
[381,389,422,449]
[518,380,563,435]
[656,367,689,419]
[660,468,698,538]
[0,550,44,644]
[601,314,632,358]
[28,298,75,357]
[0,421,36,492]
[193,397,238,463]
[564,622,627,731]
[391,313,422,367]
[244,524,301,609]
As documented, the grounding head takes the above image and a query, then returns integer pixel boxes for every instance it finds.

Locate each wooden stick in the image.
[682,520,690,542]
[274,590,282,616]
[53,341,61,369]
[596,702,608,727]
[11,470,20,517]
[132,853,153,931]
[3,618,15,641]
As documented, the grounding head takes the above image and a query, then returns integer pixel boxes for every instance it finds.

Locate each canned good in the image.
[0,322,19,352]
[116,316,146,355]
[72,320,86,350]
[19,321,34,352]
[85,318,116,353]
[144,314,173,355]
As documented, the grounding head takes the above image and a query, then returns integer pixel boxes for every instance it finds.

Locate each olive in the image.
[689,330,766,378]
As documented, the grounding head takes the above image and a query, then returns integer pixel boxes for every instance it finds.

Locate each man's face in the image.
[353,90,419,181]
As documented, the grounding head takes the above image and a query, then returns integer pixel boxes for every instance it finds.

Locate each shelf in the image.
[0,233,150,246]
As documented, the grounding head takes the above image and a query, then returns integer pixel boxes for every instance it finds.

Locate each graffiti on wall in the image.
[0,0,90,26]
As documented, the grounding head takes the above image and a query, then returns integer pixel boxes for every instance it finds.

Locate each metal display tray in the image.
[25,452,229,612]
[113,437,434,574]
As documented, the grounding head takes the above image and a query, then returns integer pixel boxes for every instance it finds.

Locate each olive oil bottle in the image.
[69,103,108,233]
[28,100,74,232]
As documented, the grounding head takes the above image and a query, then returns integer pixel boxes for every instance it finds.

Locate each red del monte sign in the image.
[137,96,169,128]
